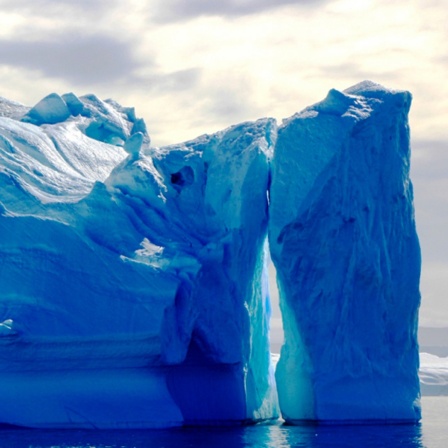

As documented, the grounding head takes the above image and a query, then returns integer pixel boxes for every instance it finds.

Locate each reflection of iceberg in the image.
[0,413,426,448]
[270,82,421,423]
[0,82,421,428]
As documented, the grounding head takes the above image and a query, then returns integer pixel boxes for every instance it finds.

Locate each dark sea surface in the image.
[0,397,446,448]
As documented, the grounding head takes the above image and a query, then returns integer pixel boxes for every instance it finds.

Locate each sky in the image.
[0,0,447,329]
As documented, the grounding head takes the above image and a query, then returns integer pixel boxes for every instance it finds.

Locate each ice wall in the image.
[0,93,278,428]
[269,81,421,422]
[0,81,422,428]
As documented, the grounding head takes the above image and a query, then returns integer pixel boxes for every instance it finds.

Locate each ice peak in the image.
[22,93,70,125]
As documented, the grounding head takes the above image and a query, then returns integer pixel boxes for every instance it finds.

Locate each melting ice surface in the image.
[0,82,421,428]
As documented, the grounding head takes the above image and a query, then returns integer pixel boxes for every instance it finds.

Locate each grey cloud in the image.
[133,68,202,93]
[412,140,448,179]
[411,140,448,326]
[411,139,448,264]
[204,85,258,125]
[208,91,250,119]
[0,0,113,16]
[0,30,202,98]
[0,34,146,86]
[153,0,327,22]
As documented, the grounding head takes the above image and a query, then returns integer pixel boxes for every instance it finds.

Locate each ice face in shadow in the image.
[0,93,278,428]
[269,81,421,423]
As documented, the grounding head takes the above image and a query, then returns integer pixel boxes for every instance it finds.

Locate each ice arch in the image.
[0,81,421,427]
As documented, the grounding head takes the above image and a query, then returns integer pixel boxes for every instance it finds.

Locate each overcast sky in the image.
[0,0,447,330]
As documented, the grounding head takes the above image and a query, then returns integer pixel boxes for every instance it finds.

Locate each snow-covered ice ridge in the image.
[0,82,420,428]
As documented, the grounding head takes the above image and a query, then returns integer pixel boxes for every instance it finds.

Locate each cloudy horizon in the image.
[0,0,447,329]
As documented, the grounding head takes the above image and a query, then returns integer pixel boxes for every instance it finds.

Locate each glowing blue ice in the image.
[0,93,278,428]
[269,81,421,423]
[0,81,421,428]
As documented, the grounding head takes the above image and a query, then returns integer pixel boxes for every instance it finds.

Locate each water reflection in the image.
[0,422,425,448]
[281,422,424,448]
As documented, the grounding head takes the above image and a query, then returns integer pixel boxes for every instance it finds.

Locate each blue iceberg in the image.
[0,81,421,428]
[269,81,421,423]
[0,93,278,428]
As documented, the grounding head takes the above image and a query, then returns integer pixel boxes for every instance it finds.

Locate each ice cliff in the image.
[0,93,277,428]
[0,82,421,428]
[270,81,421,422]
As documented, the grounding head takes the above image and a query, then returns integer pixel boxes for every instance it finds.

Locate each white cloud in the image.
[2,0,447,145]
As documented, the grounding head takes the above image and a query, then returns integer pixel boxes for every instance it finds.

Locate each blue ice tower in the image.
[269,81,421,423]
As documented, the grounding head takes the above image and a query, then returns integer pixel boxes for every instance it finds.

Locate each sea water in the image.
[0,397,446,448]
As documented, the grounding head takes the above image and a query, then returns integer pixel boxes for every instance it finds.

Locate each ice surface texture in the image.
[0,92,277,428]
[270,81,421,422]
[0,81,420,428]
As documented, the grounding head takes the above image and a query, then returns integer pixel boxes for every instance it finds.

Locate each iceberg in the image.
[269,81,421,423]
[0,93,278,428]
[0,81,421,428]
